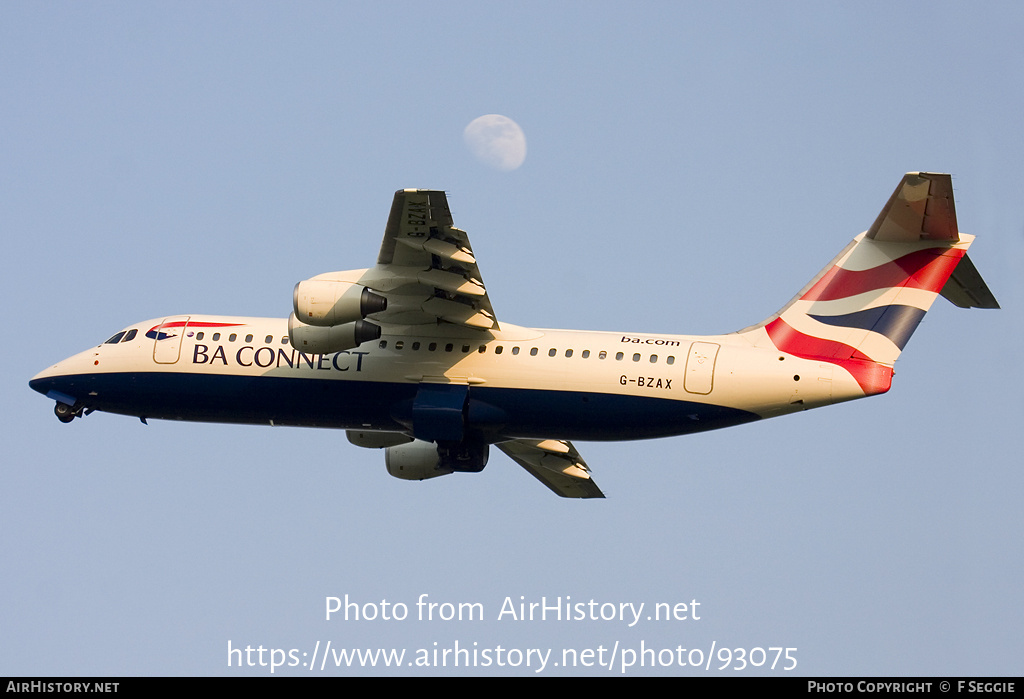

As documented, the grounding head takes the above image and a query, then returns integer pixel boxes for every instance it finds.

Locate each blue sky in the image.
[3,2,1022,676]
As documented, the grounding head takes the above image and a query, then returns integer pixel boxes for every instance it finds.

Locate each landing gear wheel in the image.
[54,402,76,423]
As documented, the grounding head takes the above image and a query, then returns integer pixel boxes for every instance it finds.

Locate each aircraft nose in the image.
[30,364,77,407]
[29,365,61,395]
[29,350,97,403]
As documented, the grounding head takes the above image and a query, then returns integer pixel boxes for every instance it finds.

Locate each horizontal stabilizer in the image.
[940,253,1000,309]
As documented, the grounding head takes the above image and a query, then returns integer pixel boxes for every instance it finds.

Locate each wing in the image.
[359,190,498,331]
[497,440,606,499]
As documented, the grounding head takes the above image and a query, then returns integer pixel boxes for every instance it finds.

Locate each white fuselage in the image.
[30,314,864,441]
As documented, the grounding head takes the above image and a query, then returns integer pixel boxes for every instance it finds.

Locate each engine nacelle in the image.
[293,280,387,327]
[385,440,455,481]
[288,313,381,354]
[385,440,490,481]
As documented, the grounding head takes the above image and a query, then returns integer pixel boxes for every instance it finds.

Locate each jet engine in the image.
[288,279,388,353]
[385,440,455,481]
[288,314,381,354]
[385,440,489,481]
[293,280,387,327]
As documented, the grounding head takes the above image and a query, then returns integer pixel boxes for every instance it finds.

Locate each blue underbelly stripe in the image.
[29,371,760,441]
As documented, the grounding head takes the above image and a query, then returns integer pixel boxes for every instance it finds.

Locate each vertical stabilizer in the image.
[742,172,997,396]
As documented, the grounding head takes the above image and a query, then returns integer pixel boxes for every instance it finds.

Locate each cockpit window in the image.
[104,331,126,344]
[121,329,138,342]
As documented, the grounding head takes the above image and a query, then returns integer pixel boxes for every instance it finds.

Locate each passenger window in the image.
[445,343,454,352]
[565,349,572,358]
[582,350,590,358]
[512,347,520,355]
[428,343,437,351]
[245,334,253,343]
[548,348,557,357]
[412,342,420,350]
[196,332,204,341]
[212,333,221,341]
[667,356,675,365]
[478,345,486,353]
[265,335,273,344]
[228,334,237,342]
[530,348,538,356]
[632,353,640,362]
[379,340,388,349]
[395,341,404,350]
[495,346,503,355]
[462,345,470,353]
[615,352,624,361]
[650,355,657,363]
[281,337,288,345]
[599,351,607,360]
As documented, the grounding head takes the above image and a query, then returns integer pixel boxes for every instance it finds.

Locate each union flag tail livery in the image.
[29,173,998,498]
[742,172,998,398]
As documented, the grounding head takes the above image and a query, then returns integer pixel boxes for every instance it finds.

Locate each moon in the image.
[463,114,527,171]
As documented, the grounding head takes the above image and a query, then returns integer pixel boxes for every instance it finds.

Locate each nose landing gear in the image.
[54,402,82,423]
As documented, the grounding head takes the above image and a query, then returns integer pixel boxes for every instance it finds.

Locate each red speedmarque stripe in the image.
[801,247,964,302]
[765,318,893,395]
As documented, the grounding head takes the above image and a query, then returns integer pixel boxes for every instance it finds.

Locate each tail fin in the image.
[742,172,998,395]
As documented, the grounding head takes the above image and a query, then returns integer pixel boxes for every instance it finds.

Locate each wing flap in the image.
[497,440,606,499]
[396,233,476,265]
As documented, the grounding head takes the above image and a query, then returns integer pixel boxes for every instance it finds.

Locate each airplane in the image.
[29,172,998,498]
